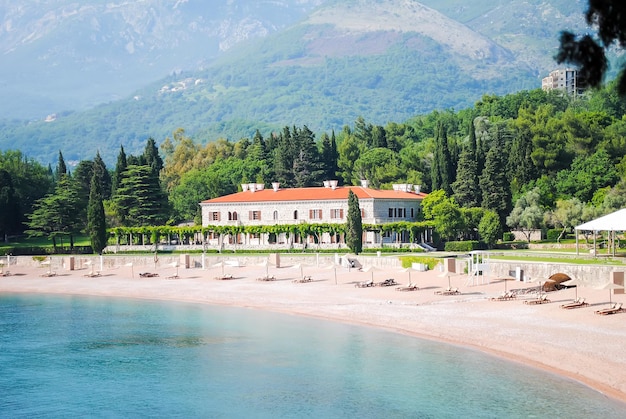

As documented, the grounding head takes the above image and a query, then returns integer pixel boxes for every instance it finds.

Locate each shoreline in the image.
[2,261,626,404]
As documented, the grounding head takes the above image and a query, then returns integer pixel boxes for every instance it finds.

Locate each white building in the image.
[199,181,428,249]
[542,68,581,96]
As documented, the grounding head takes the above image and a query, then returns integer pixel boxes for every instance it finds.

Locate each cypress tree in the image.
[112,145,127,195]
[479,131,512,226]
[346,190,363,254]
[452,119,480,207]
[431,122,454,195]
[142,137,164,175]
[87,171,107,254]
[56,150,67,180]
[93,151,112,200]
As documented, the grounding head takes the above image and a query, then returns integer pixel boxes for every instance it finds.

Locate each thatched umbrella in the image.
[597,282,625,306]
[362,265,379,283]
[561,278,584,301]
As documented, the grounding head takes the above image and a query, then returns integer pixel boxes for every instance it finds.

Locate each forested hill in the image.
[0,0,590,165]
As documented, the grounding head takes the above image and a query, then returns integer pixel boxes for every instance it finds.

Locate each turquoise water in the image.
[1,294,625,418]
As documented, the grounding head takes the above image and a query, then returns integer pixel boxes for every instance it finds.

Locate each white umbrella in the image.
[212,261,226,276]
[362,265,379,283]
[324,263,340,285]
[258,260,270,277]
[125,262,134,278]
[597,282,625,306]
[291,263,304,280]
[169,261,179,277]
[399,267,413,285]
[562,278,584,300]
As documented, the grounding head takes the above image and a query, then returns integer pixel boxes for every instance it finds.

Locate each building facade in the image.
[542,68,581,96]
[199,181,428,249]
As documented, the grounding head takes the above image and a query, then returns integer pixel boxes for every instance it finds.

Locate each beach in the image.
[1,257,625,403]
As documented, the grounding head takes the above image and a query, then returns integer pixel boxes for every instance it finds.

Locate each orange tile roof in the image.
[201,186,427,204]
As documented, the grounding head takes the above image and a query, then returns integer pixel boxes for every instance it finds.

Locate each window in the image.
[211,211,220,221]
[309,209,322,220]
[273,210,278,220]
[294,210,298,220]
[389,208,394,217]
[330,209,344,219]
[249,211,261,221]
[228,211,238,221]
[410,208,414,218]
[361,209,365,218]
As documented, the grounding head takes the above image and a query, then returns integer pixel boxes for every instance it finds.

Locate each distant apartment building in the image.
[542,68,581,95]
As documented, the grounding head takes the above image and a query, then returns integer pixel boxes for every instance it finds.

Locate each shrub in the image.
[444,241,486,252]
[546,229,562,241]
[502,232,515,242]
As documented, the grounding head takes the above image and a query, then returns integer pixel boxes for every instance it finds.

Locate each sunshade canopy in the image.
[575,208,626,232]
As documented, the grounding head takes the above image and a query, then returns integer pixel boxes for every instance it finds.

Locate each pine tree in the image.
[346,190,363,254]
[87,171,107,254]
[113,165,169,226]
[320,131,339,181]
[479,132,512,226]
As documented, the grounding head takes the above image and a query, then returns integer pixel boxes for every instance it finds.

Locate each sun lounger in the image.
[139,272,159,278]
[40,270,56,277]
[166,274,179,280]
[435,287,460,295]
[396,284,419,291]
[524,295,551,305]
[257,275,275,281]
[83,271,101,278]
[377,278,398,287]
[490,291,516,301]
[355,279,375,288]
[293,276,312,283]
[594,302,624,315]
[214,274,234,280]
[560,297,588,309]
[1,270,11,277]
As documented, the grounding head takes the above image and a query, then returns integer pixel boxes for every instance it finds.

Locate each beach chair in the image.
[40,270,56,277]
[257,275,275,281]
[139,272,159,278]
[293,276,312,283]
[396,283,419,291]
[524,295,551,305]
[435,287,460,295]
[378,278,398,287]
[594,302,624,315]
[490,291,516,301]
[355,279,374,288]
[214,274,234,280]
[560,297,588,309]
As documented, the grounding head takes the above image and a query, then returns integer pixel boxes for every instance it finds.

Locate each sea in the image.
[1,294,625,418]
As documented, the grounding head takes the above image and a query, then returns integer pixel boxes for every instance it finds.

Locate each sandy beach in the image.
[2,257,626,403]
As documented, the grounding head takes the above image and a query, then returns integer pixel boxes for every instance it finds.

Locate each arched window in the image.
[273,210,278,220]
[232,211,238,221]
[294,210,298,220]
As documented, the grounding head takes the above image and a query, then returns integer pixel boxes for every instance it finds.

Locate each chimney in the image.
[241,184,249,192]
[272,182,280,192]
[360,179,369,188]
[329,180,338,190]
[256,183,265,191]
[414,185,421,193]
[248,183,256,192]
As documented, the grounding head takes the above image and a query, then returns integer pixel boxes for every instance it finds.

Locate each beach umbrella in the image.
[125,262,134,278]
[498,275,516,293]
[258,260,270,278]
[292,263,304,280]
[169,261,179,277]
[212,261,226,276]
[324,263,340,285]
[362,265,379,283]
[399,267,413,285]
[597,282,625,306]
[562,278,584,300]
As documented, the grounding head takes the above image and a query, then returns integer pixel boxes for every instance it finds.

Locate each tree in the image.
[142,137,164,175]
[93,151,112,200]
[87,172,107,254]
[544,198,584,242]
[452,119,480,207]
[56,150,67,180]
[480,131,511,226]
[0,169,19,241]
[557,1,626,94]
[27,175,83,249]
[346,190,362,254]
[113,165,169,226]
[352,148,402,188]
[112,145,127,195]
[320,131,339,181]
[478,210,502,248]
[555,149,619,202]
[431,199,465,242]
[430,122,454,195]
[506,188,544,242]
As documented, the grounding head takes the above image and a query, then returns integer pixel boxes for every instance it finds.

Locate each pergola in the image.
[574,208,626,256]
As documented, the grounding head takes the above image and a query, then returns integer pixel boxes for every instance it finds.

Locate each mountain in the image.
[0,0,590,165]
[0,0,324,118]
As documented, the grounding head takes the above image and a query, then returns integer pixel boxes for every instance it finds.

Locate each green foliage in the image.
[346,190,363,254]
[444,241,486,252]
[506,187,544,242]
[399,256,441,270]
[113,164,169,226]
[502,232,515,242]
[87,172,107,254]
[478,210,502,248]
